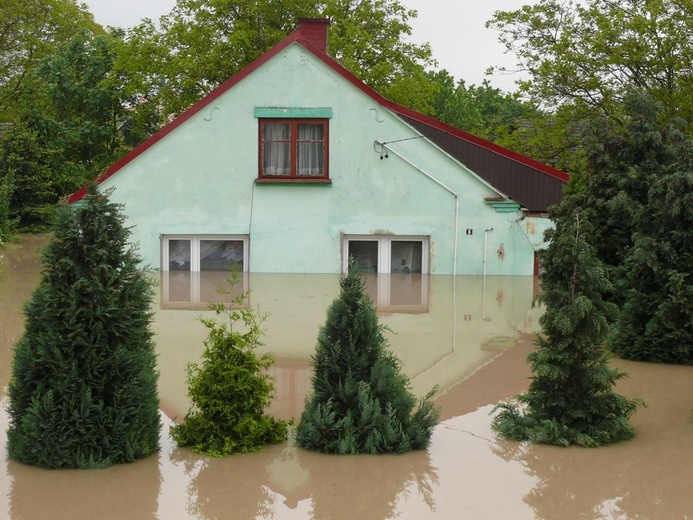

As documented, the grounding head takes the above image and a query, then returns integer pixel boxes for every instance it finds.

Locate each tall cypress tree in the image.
[6,184,160,468]
[296,265,439,454]
[609,167,693,364]
[492,212,642,447]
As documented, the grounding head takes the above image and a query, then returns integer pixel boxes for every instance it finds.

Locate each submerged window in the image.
[162,235,248,272]
[343,235,429,275]
[259,119,328,180]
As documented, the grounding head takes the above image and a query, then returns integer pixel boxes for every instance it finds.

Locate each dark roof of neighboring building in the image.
[69,18,568,211]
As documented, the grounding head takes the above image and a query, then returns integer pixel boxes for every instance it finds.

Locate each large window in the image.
[259,119,328,180]
[162,235,248,272]
[343,235,429,275]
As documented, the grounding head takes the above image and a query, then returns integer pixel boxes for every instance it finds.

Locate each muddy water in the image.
[1,236,692,519]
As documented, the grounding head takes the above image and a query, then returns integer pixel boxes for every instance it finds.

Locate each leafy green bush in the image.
[170,274,288,456]
[296,265,439,454]
[6,184,160,468]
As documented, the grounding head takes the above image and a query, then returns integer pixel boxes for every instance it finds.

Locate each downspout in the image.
[483,227,493,277]
[377,142,460,275]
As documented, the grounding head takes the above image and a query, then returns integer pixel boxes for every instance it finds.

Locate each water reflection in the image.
[160,271,250,310]
[9,236,693,519]
[153,272,538,420]
[165,430,439,520]
[7,427,161,519]
[489,357,693,520]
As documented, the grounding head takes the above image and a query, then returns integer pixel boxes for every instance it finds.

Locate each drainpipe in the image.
[377,142,460,275]
[483,227,493,277]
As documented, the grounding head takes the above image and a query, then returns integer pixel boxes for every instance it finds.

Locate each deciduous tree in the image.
[488,0,693,128]
[0,0,99,120]
[120,0,436,116]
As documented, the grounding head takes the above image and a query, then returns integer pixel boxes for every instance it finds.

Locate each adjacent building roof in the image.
[69,18,568,211]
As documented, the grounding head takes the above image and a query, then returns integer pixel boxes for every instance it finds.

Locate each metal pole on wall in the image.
[483,227,493,277]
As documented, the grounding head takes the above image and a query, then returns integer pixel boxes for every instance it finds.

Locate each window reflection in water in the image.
[362,273,429,314]
[161,271,427,313]
[161,270,249,310]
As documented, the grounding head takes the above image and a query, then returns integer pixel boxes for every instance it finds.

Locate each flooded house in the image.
[68,18,568,280]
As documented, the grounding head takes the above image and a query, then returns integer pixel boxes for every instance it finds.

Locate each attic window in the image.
[258,118,329,182]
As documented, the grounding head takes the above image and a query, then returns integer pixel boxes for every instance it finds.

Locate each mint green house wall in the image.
[95,42,547,275]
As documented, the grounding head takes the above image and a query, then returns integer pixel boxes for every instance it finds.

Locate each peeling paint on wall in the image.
[525,221,536,235]
[497,243,506,262]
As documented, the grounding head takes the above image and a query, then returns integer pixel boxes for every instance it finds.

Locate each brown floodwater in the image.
[1,235,692,519]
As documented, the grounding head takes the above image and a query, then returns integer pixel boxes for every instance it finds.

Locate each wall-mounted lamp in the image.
[374,140,389,160]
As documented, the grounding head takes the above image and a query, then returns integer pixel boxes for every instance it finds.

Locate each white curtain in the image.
[263,124,291,175]
[168,240,190,268]
[200,240,223,260]
[297,123,324,176]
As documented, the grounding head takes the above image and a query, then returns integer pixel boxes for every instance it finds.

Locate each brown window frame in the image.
[258,118,329,182]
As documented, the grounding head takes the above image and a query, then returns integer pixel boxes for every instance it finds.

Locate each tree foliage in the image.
[0,123,58,231]
[609,131,693,364]
[547,90,688,306]
[296,265,439,454]
[6,185,161,468]
[120,0,436,116]
[170,274,288,456]
[0,0,100,120]
[492,212,642,447]
[486,0,693,175]
[1,29,162,230]
[488,0,693,128]
[428,71,535,142]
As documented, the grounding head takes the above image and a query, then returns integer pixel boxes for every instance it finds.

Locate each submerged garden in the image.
[0,0,692,517]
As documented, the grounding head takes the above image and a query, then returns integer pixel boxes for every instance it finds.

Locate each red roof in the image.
[69,21,568,205]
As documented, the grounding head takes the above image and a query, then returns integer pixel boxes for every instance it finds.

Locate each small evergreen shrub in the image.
[296,264,439,454]
[492,213,642,447]
[6,184,161,468]
[170,273,288,456]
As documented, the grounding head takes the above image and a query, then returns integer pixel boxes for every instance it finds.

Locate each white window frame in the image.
[161,234,249,272]
[341,235,430,275]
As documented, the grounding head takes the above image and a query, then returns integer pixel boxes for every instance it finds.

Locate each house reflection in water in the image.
[154,272,539,422]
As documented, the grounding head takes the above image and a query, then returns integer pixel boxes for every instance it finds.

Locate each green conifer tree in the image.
[170,274,288,456]
[296,265,439,454]
[492,212,642,447]
[6,184,160,468]
[609,167,693,364]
